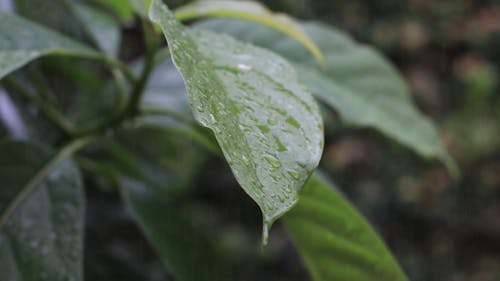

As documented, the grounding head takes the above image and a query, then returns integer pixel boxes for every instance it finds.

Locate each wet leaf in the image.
[174,0,324,65]
[198,19,457,175]
[0,141,85,281]
[149,0,323,241]
[0,13,99,79]
[284,175,408,281]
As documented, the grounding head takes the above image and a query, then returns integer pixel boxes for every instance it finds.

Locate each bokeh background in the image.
[83,1,500,280]
[1,0,499,280]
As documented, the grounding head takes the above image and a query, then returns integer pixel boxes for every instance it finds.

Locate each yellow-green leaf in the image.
[174,0,324,66]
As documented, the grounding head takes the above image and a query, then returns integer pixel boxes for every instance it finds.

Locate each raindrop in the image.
[267,118,278,125]
[262,220,270,247]
[196,105,205,113]
[277,193,286,203]
[209,113,216,123]
[288,170,300,180]
[241,155,250,166]
[257,125,270,134]
[286,116,301,128]
[266,201,276,211]
[263,154,281,168]
[274,137,287,152]
[237,63,252,71]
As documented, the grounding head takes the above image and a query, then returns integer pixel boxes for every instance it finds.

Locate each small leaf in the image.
[0,13,100,80]
[174,0,324,65]
[283,175,409,281]
[0,141,85,281]
[198,19,457,175]
[149,0,323,241]
[74,2,121,58]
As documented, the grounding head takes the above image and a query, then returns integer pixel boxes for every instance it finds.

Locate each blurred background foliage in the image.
[1,0,499,280]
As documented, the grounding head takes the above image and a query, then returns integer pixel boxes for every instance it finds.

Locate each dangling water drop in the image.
[261,219,272,247]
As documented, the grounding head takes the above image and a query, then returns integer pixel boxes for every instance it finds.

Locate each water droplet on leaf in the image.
[264,154,281,168]
[288,170,300,180]
[237,63,252,71]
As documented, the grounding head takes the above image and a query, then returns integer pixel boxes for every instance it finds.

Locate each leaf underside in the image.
[0,12,98,80]
[0,141,85,281]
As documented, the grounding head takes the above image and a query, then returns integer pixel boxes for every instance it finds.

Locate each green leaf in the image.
[283,175,408,281]
[121,178,228,281]
[137,54,219,153]
[0,141,85,281]
[149,0,324,242]
[13,0,86,39]
[100,127,227,281]
[174,0,324,65]
[0,13,100,80]
[94,0,134,21]
[140,54,193,120]
[197,19,457,175]
[74,2,121,58]
[128,0,149,17]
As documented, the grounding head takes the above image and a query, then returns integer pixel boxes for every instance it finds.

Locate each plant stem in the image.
[71,21,160,137]
[102,56,138,85]
[0,136,94,227]
[2,77,74,136]
[125,20,161,117]
[26,65,58,103]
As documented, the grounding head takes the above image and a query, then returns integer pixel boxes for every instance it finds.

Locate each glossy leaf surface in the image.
[0,142,85,281]
[0,13,99,79]
[174,0,324,64]
[198,19,456,173]
[149,0,324,239]
[284,175,408,281]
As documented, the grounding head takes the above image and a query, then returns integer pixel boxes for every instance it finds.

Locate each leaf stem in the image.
[101,56,138,85]
[2,77,74,136]
[0,136,94,227]
[125,20,161,117]
[70,21,160,137]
